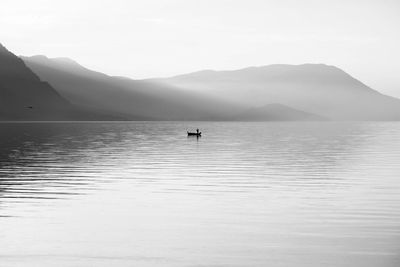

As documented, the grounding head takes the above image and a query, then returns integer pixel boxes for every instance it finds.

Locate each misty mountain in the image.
[234,103,325,121]
[153,64,400,120]
[0,43,113,121]
[22,56,241,121]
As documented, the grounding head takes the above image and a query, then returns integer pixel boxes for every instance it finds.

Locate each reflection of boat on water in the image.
[187,129,201,137]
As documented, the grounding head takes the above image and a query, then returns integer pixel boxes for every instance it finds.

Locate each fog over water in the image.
[0,122,399,267]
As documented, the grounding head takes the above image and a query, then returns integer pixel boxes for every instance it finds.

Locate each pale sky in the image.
[1,0,400,97]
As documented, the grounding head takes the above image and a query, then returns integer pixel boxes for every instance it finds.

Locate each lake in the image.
[0,122,399,267]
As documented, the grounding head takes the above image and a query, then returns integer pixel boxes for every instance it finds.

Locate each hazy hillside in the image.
[22,56,242,121]
[0,43,112,121]
[19,54,400,121]
[234,103,325,121]
[153,64,400,120]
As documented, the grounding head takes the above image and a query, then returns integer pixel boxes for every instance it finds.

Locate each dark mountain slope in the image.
[0,44,116,120]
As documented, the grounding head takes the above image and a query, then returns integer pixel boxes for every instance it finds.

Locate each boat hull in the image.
[187,132,201,137]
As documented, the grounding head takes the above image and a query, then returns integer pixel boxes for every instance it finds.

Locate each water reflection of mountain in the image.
[0,123,129,212]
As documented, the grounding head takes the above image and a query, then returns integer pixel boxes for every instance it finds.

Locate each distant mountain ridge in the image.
[22,55,242,121]
[0,41,395,121]
[153,64,400,120]
[21,56,400,121]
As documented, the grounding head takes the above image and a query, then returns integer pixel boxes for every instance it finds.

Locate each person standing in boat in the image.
[196,128,199,134]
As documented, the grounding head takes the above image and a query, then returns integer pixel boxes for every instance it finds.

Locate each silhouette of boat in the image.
[187,131,201,137]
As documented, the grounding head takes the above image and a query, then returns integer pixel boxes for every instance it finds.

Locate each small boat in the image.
[187,131,201,137]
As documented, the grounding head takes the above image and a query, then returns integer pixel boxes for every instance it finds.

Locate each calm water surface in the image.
[0,122,399,267]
